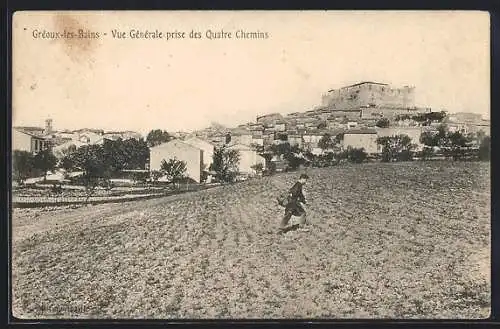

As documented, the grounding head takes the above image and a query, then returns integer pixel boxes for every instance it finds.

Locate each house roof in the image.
[303,130,325,136]
[228,143,255,151]
[345,128,377,135]
[183,137,215,148]
[53,140,86,151]
[13,127,48,139]
[151,139,202,150]
[228,127,252,135]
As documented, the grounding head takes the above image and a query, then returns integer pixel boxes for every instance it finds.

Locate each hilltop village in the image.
[13,81,491,183]
[191,81,489,153]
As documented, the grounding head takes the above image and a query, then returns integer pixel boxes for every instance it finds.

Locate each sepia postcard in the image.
[10,11,490,320]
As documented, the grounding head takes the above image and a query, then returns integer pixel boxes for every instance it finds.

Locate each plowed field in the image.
[11,161,490,319]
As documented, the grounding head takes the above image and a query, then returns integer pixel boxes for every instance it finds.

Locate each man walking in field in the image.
[278,174,310,233]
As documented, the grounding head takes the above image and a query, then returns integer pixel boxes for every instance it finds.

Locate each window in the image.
[34,139,39,151]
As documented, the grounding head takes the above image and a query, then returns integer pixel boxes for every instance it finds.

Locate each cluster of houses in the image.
[189,81,490,161]
[149,137,266,183]
[13,119,143,157]
[13,81,491,184]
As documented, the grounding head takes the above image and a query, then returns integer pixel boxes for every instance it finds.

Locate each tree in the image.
[412,111,447,126]
[150,170,164,185]
[102,138,127,174]
[377,134,417,162]
[317,122,327,130]
[160,158,187,188]
[209,146,240,183]
[284,144,307,170]
[395,114,412,122]
[33,149,58,181]
[376,118,390,128]
[12,150,35,185]
[124,138,150,170]
[60,156,75,172]
[420,124,448,148]
[420,131,438,147]
[335,133,345,144]
[68,144,110,201]
[146,129,172,147]
[276,132,288,141]
[251,163,264,175]
[448,131,470,148]
[269,142,292,157]
[446,130,474,161]
[318,133,335,152]
[250,143,264,153]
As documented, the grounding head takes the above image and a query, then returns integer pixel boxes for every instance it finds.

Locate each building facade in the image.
[228,144,266,175]
[149,140,204,183]
[12,128,51,154]
[375,127,425,151]
[342,129,378,154]
[182,137,215,169]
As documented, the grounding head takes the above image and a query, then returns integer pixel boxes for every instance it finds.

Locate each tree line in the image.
[262,125,490,170]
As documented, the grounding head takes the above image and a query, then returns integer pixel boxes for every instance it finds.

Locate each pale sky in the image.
[12,11,490,136]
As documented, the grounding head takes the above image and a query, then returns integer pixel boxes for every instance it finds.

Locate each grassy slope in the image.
[11,161,490,319]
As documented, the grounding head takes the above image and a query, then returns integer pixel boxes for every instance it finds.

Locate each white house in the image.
[343,129,378,154]
[376,127,424,151]
[228,143,266,175]
[182,137,215,170]
[12,128,51,154]
[229,133,253,146]
[251,135,264,147]
[149,140,204,183]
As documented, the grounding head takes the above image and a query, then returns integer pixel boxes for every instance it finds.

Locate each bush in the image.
[376,118,390,128]
[12,150,38,185]
[132,171,149,184]
[251,163,264,175]
[336,150,349,161]
[347,148,367,164]
[33,149,58,180]
[418,147,434,161]
[263,162,277,176]
[479,136,490,161]
[397,149,414,162]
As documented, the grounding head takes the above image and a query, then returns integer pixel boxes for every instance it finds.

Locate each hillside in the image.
[12,161,490,319]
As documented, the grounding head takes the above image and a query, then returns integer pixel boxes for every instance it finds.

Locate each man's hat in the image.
[299,174,309,179]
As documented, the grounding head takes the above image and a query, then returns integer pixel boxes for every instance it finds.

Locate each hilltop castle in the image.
[321,81,416,110]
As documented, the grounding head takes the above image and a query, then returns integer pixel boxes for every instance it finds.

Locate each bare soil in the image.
[11,161,490,319]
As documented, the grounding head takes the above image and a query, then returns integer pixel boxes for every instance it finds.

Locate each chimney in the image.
[44,118,53,135]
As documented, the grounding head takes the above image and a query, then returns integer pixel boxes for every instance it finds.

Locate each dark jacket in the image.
[287,181,306,206]
[284,181,306,216]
